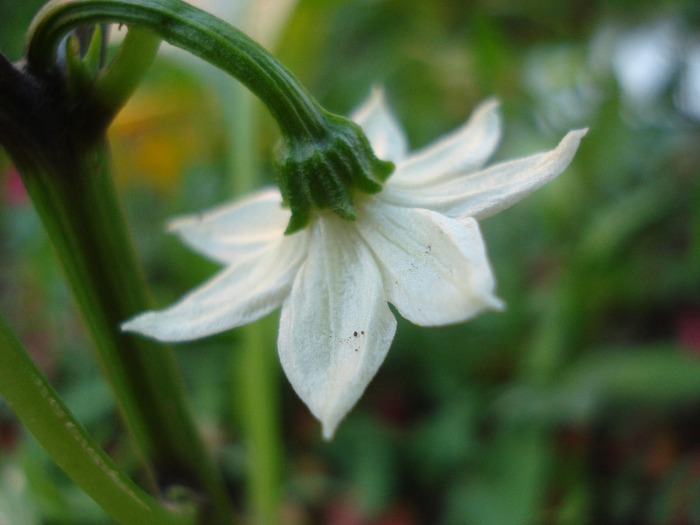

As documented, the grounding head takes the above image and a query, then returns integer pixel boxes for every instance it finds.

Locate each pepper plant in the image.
[0,1,584,523]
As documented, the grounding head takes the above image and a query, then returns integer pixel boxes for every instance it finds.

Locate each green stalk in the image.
[92,27,161,118]
[0,313,197,525]
[226,80,284,523]
[236,319,283,525]
[25,0,394,233]
[26,0,328,141]
[13,138,233,523]
[0,50,233,521]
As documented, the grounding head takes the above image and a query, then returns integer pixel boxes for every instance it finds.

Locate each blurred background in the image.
[1,0,700,523]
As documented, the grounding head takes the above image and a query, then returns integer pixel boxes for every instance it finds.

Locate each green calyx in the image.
[277,113,394,234]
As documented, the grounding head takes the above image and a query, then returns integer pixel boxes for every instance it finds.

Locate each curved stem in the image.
[0,312,197,525]
[23,0,393,232]
[26,0,328,141]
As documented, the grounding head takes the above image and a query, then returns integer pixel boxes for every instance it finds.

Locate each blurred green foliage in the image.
[1,0,700,523]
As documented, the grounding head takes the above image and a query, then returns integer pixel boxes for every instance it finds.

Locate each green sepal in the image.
[276,112,394,234]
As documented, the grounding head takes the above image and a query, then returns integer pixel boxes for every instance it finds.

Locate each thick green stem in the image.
[14,139,233,523]
[26,0,327,141]
[0,313,197,525]
[0,54,234,521]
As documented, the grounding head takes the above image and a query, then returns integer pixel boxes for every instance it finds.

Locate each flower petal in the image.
[278,215,397,439]
[122,230,308,341]
[167,187,290,264]
[350,88,408,163]
[389,98,502,188]
[357,200,503,326]
[382,128,587,221]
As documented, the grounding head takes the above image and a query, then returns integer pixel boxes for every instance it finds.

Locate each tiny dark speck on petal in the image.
[353,331,358,337]
[361,331,365,335]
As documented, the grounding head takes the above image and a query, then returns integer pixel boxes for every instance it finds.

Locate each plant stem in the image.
[25,0,394,233]
[0,52,234,521]
[226,78,284,523]
[26,0,328,142]
[237,319,283,525]
[92,27,161,119]
[19,138,234,523]
[0,313,197,525]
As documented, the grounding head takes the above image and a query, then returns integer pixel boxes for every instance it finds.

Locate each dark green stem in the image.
[0,313,198,525]
[0,54,233,522]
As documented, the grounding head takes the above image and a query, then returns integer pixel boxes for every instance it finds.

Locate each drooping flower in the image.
[123,90,587,438]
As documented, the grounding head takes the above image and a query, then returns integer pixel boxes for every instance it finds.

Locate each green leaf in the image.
[555,345,700,414]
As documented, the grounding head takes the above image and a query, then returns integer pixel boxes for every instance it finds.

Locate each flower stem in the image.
[24,0,394,232]
[0,312,198,525]
[26,0,327,142]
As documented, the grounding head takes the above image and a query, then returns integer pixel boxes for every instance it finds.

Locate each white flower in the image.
[122,90,587,439]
